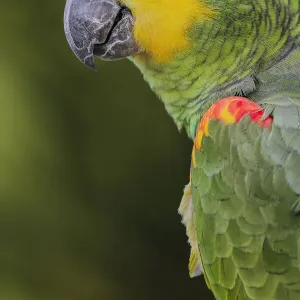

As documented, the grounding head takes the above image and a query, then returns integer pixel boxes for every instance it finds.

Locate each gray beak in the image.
[64,0,141,69]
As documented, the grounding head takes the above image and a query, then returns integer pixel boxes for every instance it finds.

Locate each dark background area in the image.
[0,2,213,299]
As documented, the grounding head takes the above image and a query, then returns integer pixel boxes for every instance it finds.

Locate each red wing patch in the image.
[192,97,273,167]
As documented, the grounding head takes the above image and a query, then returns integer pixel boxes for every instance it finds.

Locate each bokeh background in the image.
[0,2,213,299]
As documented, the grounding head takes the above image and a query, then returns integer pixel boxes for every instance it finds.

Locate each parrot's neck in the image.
[132,44,294,139]
[131,1,300,139]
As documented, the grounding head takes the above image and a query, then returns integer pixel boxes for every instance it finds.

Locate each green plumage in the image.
[189,46,300,300]
[129,1,300,298]
[187,45,300,300]
[192,114,300,299]
[64,0,300,297]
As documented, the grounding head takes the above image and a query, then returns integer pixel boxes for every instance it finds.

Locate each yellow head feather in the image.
[121,0,216,63]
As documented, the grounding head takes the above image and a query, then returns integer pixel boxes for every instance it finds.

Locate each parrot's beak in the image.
[64,0,141,69]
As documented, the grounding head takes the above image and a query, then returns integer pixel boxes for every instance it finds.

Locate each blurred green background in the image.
[0,1,213,299]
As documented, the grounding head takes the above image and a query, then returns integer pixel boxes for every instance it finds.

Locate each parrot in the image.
[63,0,300,299]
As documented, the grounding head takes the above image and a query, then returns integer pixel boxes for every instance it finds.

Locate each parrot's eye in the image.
[64,0,142,69]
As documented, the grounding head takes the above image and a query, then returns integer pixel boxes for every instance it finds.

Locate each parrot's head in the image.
[64,0,215,67]
[64,0,292,137]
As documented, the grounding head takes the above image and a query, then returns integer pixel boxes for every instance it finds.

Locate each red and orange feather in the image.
[192,97,273,168]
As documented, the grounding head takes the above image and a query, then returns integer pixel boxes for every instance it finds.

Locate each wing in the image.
[191,96,300,300]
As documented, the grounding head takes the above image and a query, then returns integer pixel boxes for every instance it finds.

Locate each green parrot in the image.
[63,0,300,299]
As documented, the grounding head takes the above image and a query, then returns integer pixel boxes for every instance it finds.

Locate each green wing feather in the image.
[192,116,300,300]
[190,49,300,300]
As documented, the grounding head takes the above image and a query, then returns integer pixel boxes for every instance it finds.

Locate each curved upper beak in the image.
[64,0,141,69]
